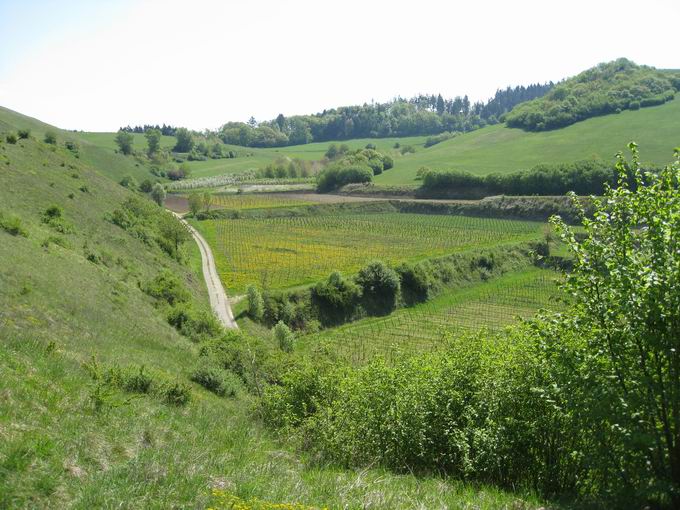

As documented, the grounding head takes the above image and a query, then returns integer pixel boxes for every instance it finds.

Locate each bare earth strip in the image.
[171,211,238,329]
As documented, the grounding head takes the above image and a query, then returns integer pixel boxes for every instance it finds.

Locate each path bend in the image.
[171,212,238,329]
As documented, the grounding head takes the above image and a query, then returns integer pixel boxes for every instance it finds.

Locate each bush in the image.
[396,262,434,305]
[355,261,400,315]
[167,304,222,342]
[151,183,166,206]
[246,284,264,320]
[310,272,360,326]
[316,164,373,192]
[191,359,241,397]
[120,365,153,393]
[119,175,138,190]
[64,140,79,153]
[17,129,30,139]
[0,212,28,237]
[273,321,295,353]
[6,133,17,144]
[163,381,191,406]
[139,179,153,193]
[400,145,415,155]
[144,270,190,305]
[44,131,57,144]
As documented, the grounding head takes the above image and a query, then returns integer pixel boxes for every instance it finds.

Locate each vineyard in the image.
[194,212,547,292]
[300,268,562,364]
[208,193,320,210]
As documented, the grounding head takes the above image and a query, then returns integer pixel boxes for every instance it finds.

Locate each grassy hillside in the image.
[0,109,544,508]
[375,97,680,185]
[0,107,157,183]
[78,131,176,152]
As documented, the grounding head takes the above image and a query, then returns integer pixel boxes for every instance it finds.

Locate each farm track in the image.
[171,211,238,329]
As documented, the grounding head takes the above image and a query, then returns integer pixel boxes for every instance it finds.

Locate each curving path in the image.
[171,212,238,329]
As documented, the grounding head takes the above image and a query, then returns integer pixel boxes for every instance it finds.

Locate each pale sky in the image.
[1,0,678,132]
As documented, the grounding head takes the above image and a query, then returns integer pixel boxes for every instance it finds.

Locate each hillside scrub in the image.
[260,146,680,507]
[506,58,680,131]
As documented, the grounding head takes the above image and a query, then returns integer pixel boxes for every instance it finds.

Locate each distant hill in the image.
[375,97,680,185]
[505,58,680,131]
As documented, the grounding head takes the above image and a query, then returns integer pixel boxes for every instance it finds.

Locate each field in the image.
[80,99,680,188]
[77,131,177,152]
[207,192,321,210]
[299,267,562,364]
[194,210,546,293]
[375,97,680,185]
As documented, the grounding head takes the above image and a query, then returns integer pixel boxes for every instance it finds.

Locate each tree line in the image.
[216,84,552,148]
[119,124,178,136]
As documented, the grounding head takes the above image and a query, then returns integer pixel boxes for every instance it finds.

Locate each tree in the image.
[248,116,257,128]
[150,183,166,206]
[115,129,134,155]
[246,284,264,320]
[436,94,445,115]
[548,144,680,503]
[187,192,202,216]
[157,213,190,259]
[201,191,212,213]
[173,128,194,152]
[273,321,294,352]
[145,128,162,156]
[355,260,400,315]
[275,113,285,131]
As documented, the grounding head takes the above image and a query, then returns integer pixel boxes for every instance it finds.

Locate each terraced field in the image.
[208,193,320,210]
[194,212,546,292]
[301,268,562,364]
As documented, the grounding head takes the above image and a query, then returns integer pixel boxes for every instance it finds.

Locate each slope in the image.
[375,97,680,185]
[0,110,544,508]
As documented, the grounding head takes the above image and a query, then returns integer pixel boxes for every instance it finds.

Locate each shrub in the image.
[144,270,190,305]
[6,133,17,144]
[191,360,241,397]
[119,175,138,190]
[17,129,30,139]
[246,284,264,320]
[44,131,57,144]
[316,165,373,192]
[382,154,394,170]
[396,262,434,305]
[163,381,191,406]
[355,260,400,315]
[120,365,153,393]
[64,140,79,153]
[167,305,222,342]
[273,321,295,353]
[310,272,360,326]
[151,183,166,206]
[400,145,415,155]
[139,179,154,193]
[0,212,28,237]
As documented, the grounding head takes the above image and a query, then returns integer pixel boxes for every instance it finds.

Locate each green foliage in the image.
[0,211,28,237]
[506,59,677,131]
[191,359,241,397]
[424,131,457,147]
[419,160,626,198]
[310,272,360,326]
[173,127,195,152]
[145,128,162,156]
[144,270,190,306]
[41,205,73,234]
[17,129,31,139]
[167,303,223,342]
[163,381,192,406]
[273,321,295,353]
[119,175,138,190]
[6,132,17,144]
[114,129,134,155]
[400,144,415,155]
[151,183,166,206]
[43,131,57,145]
[139,179,153,193]
[396,261,434,305]
[247,284,264,320]
[355,260,400,315]
[316,164,373,192]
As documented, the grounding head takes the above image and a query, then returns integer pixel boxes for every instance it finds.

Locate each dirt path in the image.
[171,212,238,329]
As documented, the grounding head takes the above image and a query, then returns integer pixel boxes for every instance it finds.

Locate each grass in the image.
[0,106,549,508]
[375,97,680,185]
[299,268,562,364]
[77,131,176,152]
[193,210,546,293]
[207,193,321,210]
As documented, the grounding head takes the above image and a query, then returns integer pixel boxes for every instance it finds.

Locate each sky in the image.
[0,0,678,132]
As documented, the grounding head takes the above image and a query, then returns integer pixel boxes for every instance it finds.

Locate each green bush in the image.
[246,284,264,320]
[355,261,400,315]
[144,270,190,305]
[167,304,222,342]
[163,381,191,406]
[0,212,28,237]
[44,131,57,144]
[396,262,434,305]
[119,175,138,190]
[6,133,17,144]
[316,165,373,192]
[120,365,153,394]
[17,129,30,139]
[273,321,295,353]
[191,359,241,397]
[310,272,360,326]
[139,179,154,193]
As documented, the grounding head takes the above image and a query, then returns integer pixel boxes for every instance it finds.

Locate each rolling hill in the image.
[0,106,540,508]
